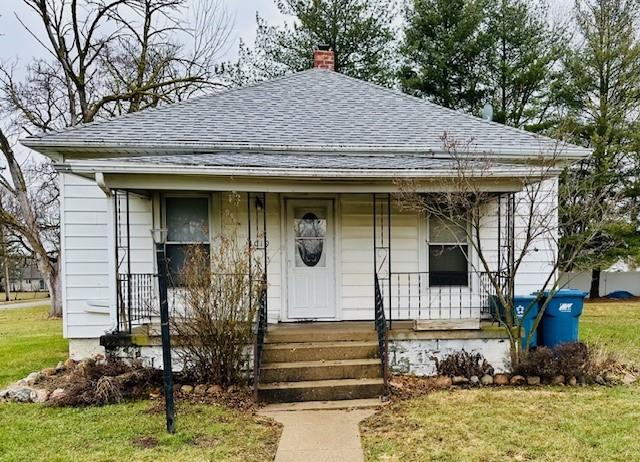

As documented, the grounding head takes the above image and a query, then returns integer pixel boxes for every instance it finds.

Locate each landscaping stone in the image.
[207,385,223,395]
[41,367,57,377]
[9,387,34,402]
[552,375,565,385]
[604,373,622,385]
[526,376,541,386]
[434,375,452,388]
[50,388,66,401]
[0,388,9,400]
[180,385,194,394]
[76,358,95,376]
[31,389,49,403]
[568,376,577,386]
[63,358,76,369]
[510,375,526,386]
[494,373,510,386]
[194,384,208,395]
[470,375,480,386]
[480,374,494,386]
[451,376,469,385]
[25,372,43,386]
[622,373,636,385]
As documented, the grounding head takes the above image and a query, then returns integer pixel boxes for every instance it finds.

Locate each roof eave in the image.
[59,160,564,179]
[22,139,592,160]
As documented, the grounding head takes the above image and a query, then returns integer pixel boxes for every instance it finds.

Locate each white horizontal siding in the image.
[61,173,113,338]
[62,180,560,338]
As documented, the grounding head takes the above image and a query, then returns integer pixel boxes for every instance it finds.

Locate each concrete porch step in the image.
[260,358,381,383]
[265,326,377,344]
[262,341,379,363]
[258,378,385,403]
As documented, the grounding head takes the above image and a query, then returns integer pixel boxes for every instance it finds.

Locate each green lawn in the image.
[361,300,640,462]
[0,304,281,462]
[581,299,640,366]
[0,305,68,387]
[0,291,50,303]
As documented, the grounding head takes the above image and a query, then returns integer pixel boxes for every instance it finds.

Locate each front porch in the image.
[111,190,517,333]
[105,186,518,402]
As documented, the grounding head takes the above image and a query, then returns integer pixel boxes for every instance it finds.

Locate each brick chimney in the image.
[313,45,335,71]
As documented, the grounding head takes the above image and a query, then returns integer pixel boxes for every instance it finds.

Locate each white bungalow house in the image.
[23,50,590,402]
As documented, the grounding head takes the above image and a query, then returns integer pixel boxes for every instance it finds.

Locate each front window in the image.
[428,216,469,286]
[165,196,210,279]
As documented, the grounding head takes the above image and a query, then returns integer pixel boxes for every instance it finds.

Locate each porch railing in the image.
[253,277,268,395]
[382,271,501,322]
[116,272,157,333]
[374,273,389,392]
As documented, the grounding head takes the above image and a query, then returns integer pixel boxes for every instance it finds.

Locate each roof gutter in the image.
[59,161,563,179]
[23,139,591,161]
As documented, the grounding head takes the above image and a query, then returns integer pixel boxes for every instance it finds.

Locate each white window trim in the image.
[161,192,214,246]
[420,212,473,287]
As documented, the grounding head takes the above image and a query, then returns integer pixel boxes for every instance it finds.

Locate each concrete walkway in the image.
[0,299,50,310]
[259,408,375,462]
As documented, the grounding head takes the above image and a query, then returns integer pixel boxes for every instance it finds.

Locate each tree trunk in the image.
[40,258,62,317]
[589,268,601,299]
[3,258,9,302]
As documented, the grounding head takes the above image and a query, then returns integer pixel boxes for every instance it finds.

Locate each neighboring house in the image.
[23,50,590,402]
[9,262,48,292]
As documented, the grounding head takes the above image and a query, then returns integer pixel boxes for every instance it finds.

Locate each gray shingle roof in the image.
[90,152,522,171]
[22,69,590,159]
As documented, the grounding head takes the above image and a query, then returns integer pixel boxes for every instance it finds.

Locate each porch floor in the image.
[268,320,507,341]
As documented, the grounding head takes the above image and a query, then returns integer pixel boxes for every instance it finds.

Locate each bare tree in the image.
[396,136,613,365]
[0,128,61,312]
[0,0,233,317]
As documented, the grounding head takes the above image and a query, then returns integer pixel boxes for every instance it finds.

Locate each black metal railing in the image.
[386,271,501,321]
[374,273,389,392]
[253,279,268,394]
[116,272,157,333]
[479,271,510,320]
[116,272,267,334]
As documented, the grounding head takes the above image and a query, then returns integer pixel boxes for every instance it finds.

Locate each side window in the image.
[428,216,469,286]
[165,197,210,279]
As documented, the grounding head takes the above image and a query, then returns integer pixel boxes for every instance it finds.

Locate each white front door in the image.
[286,199,336,319]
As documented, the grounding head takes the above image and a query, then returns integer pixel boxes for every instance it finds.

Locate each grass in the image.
[0,402,280,462]
[0,304,281,462]
[581,299,640,366]
[0,291,50,303]
[361,300,640,462]
[0,305,67,387]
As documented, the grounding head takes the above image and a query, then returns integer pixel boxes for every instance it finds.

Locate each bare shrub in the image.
[170,238,264,387]
[436,351,494,378]
[95,376,123,404]
[514,342,634,382]
[46,362,160,407]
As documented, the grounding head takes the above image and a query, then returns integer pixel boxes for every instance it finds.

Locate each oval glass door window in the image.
[294,212,326,267]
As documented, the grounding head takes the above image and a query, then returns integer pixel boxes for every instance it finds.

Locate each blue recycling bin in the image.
[489,295,540,349]
[539,289,587,348]
[513,295,540,349]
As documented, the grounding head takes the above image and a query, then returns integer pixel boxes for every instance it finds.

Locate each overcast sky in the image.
[0,0,285,67]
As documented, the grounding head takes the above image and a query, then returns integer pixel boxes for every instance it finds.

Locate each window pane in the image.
[294,211,326,267]
[166,243,210,282]
[166,197,209,242]
[429,245,468,286]
[429,216,467,243]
